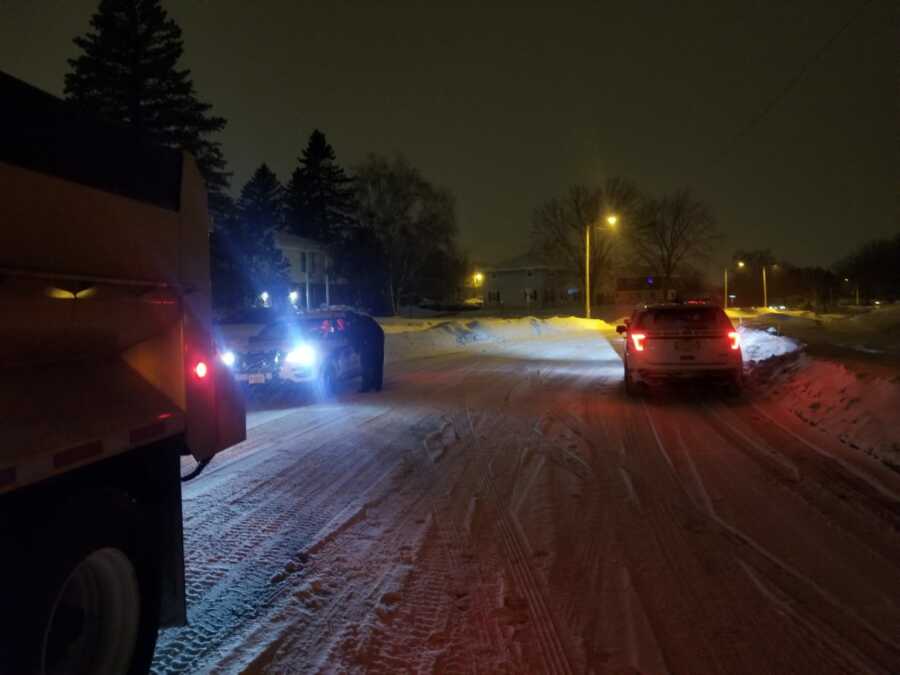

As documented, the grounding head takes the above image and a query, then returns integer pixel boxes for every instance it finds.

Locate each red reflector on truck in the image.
[53,440,103,468]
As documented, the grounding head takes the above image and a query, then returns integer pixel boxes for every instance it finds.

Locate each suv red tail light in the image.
[631,332,646,351]
[728,331,741,350]
[193,361,209,378]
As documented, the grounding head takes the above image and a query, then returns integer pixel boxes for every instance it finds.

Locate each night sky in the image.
[1,1,895,269]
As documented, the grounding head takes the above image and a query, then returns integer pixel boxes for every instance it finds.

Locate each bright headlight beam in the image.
[220,351,236,367]
[285,343,316,366]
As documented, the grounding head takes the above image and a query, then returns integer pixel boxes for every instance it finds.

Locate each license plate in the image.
[675,340,700,351]
[247,373,266,384]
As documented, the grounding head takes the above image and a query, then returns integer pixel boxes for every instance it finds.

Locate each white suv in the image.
[616,303,743,395]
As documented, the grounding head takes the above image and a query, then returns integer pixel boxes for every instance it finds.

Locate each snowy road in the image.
[153,330,900,674]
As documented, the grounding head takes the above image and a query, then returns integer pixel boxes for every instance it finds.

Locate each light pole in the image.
[585,215,618,319]
[725,261,745,309]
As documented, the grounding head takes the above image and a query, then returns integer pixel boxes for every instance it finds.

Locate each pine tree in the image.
[212,164,289,308]
[284,129,355,241]
[64,0,230,220]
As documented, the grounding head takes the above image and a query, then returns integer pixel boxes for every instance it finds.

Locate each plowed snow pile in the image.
[383,316,611,363]
[754,352,900,471]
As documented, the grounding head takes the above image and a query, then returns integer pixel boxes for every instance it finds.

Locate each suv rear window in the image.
[634,307,730,330]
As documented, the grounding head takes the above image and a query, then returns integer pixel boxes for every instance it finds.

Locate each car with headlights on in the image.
[219,311,362,395]
[616,303,743,395]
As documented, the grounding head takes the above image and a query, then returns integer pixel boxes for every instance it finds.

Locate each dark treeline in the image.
[64,0,465,315]
[530,178,720,301]
[730,235,900,310]
[211,138,464,314]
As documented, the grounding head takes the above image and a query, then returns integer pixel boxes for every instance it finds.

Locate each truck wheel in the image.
[5,498,161,675]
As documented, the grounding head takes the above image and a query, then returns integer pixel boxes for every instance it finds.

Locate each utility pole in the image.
[724,268,728,308]
[762,266,768,308]
[325,273,330,307]
[305,270,310,311]
[584,224,591,319]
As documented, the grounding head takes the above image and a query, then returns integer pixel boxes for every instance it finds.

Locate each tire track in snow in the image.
[641,399,900,673]
[152,406,434,673]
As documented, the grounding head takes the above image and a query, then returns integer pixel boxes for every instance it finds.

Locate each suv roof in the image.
[637,301,721,311]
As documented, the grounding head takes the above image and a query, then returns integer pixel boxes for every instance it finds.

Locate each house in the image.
[274,232,340,310]
[615,276,683,305]
[482,253,580,310]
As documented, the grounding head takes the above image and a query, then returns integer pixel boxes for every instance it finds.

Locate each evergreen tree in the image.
[285,129,355,241]
[64,0,230,220]
[212,164,289,308]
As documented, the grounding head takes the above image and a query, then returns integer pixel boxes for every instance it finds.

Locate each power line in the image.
[716,0,878,163]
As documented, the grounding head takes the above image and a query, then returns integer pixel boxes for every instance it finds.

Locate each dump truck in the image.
[0,72,245,674]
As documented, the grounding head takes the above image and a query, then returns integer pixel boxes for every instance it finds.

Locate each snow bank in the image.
[738,326,800,364]
[383,316,611,364]
[755,355,900,470]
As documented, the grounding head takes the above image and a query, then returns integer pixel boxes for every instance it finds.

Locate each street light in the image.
[724,261,746,309]
[585,214,618,319]
[473,272,484,287]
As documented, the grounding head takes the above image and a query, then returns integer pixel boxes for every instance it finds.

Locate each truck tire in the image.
[3,496,161,675]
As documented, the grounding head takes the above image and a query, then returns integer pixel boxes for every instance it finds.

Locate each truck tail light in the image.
[193,361,209,379]
[631,332,646,352]
[728,331,741,350]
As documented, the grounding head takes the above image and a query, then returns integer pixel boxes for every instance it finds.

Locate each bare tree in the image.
[354,154,457,314]
[628,188,720,291]
[531,177,640,304]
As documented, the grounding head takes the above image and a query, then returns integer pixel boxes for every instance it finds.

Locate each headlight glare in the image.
[220,351,236,367]
[285,343,316,366]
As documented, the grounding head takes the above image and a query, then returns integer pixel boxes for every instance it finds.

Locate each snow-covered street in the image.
[153,323,900,674]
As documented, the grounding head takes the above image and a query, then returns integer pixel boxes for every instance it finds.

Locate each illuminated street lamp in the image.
[259,291,270,307]
[288,290,299,305]
[473,272,484,287]
[585,214,619,319]
[724,261,746,309]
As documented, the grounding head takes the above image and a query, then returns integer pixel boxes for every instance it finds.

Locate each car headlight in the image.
[220,351,236,367]
[285,343,316,366]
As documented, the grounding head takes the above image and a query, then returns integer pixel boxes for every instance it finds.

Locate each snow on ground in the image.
[383,315,612,364]
[734,305,900,470]
[730,304,900,357]
[159,316,900,674]
[752,353,900,470]
[738,325,799,363]
[157,320,900,674]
